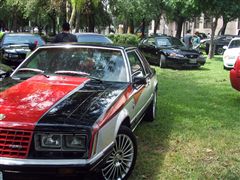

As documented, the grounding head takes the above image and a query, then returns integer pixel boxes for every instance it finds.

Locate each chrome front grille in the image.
[0,128,33,158]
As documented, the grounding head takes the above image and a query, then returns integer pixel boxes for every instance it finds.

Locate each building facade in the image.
[149,14,240,37]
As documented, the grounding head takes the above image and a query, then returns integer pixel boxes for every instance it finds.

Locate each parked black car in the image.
[138,35,206,68]
[205,35,240,55]
[0,33,45,67]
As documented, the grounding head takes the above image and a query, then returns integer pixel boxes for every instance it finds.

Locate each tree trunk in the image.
[88,13,95,32]
[127,19,134,34]
[175,18,184,39]
[52,17,56,35]
[208,17,219,59]
[154,15,161,35]
[69,5,76,29]
[141,18,146,38]
[123,21,128,33]
[12,10,18,32]
[75,11,80,32]
[66,0,71,22]
[218,17,228,35]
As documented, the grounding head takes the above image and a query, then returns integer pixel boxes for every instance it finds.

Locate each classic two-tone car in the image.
[0,43,158,179]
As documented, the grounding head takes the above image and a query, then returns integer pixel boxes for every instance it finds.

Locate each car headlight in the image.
[169,53,184,58]
[8,54,19,58]
[41,134,61,148]
[3,53,18,58]
[35,133,87,151]
[64,135,86,150]
[224,55,236,61]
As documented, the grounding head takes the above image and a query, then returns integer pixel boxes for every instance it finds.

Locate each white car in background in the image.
[223,37,240,69]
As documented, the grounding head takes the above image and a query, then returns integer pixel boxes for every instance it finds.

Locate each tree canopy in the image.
[0,0,239,50]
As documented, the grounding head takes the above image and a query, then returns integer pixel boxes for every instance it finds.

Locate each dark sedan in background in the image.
[205,35,240,55]
[0,33,45,67]
[138,35,205,68]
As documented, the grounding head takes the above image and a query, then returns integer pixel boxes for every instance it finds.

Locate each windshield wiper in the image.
[54,70,102,83]
[17,68,49,78]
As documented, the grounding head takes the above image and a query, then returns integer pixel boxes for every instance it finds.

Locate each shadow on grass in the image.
[208,55,223,62]
[130,65,240,179]
[129,76,175,180]
[167,66,210,71]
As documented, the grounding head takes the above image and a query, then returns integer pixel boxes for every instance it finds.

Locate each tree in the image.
[147,0,166,35]
[197,0,236,58]
[69,0,100,32]
[164,0,201,39]
[109,0,165,36]
[218,1,240,35]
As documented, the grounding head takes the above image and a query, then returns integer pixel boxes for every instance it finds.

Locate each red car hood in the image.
[0,75,88,130]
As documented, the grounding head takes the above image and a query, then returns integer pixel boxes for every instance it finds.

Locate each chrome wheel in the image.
[102,130,136,180]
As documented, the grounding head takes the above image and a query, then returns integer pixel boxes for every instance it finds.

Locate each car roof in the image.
[231,37,240,41]
[74,33,107,36]
[4,33,41,37]
[40,43,136,51]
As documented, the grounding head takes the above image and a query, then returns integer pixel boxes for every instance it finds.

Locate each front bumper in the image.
[224,59,236,69]
[166,56,206,67]
[0,143,114,179]
[230,69,240,91]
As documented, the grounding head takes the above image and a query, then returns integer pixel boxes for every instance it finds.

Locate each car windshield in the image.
[229,39,240,49]
[156,37,184,47]
[3,34,45,46]
[12,47,128,82]
[77,35,113,44]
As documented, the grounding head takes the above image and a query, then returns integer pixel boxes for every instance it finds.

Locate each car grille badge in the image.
[0,114,6,121]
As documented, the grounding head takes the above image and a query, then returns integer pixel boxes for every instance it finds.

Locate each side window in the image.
[142,39,148,45]
[127,51,145,77]
[136,50,152,75]
[147,38,155,46]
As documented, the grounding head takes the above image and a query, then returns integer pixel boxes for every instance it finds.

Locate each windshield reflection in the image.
[12,47,128,82]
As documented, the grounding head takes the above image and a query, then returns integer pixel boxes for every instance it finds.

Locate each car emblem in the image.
[0,114,6,120]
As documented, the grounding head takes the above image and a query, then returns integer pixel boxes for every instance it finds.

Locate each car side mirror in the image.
[0,64,13,78]
[0,70,12,78]
[149,42,156,48]
[133,76,147,86]
[223,46,228,50]
[29,43,37,51]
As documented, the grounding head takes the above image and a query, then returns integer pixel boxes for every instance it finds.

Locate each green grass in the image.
[130,56,240,179]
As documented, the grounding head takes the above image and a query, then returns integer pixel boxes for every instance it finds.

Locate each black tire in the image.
[159,54,167,68]
[144,90,157,122]
[101,126,137,180]
[216,47,224,55]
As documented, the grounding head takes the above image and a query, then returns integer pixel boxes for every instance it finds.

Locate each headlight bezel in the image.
[34,133,87,152]
[168,52,185,58]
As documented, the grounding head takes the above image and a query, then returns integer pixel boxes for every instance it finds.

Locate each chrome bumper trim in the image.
[0,142,114,166]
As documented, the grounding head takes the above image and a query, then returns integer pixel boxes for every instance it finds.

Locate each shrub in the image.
[108,34,140,46]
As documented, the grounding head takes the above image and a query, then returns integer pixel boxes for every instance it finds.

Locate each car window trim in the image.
[126,49,147,79]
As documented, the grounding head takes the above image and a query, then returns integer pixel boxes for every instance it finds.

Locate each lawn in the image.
[130,56,240,179]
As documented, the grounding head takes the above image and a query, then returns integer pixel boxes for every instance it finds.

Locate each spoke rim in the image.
[102,134,134,180]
